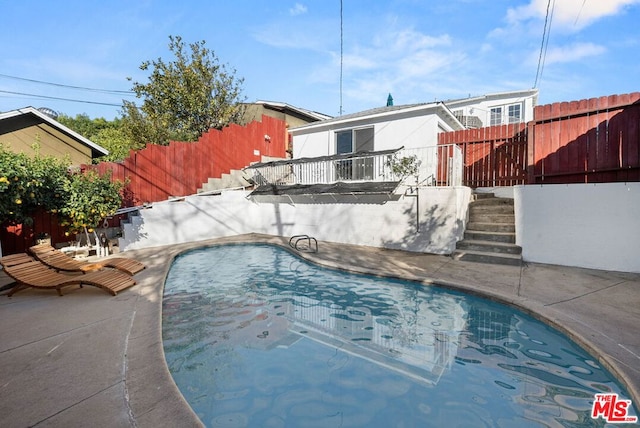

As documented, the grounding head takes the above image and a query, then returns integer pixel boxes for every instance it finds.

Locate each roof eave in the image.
[2,107,109,156]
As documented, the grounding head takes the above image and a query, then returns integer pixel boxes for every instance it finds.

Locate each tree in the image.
[0,144,68,226]
[59,170,124,235]
[58,114,142,162]
[122,35,246,146]
[0,144,124,236]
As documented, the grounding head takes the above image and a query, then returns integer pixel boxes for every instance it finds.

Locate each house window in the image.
[508,104,522,123]
[334,127,375,180]
[490,107,502,126]
[336,127,374,154]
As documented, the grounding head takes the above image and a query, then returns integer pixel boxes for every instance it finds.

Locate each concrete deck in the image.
[1,233,639,427]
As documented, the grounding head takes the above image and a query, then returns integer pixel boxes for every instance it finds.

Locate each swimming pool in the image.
[162,243,637,427]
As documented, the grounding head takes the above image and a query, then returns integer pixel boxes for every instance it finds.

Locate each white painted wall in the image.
[514,183,640,273]
[120,186,472,255]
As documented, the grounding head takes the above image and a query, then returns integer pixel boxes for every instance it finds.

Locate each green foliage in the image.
[58,114,141,162]
[0,145,124,233]
[0,144,68,225]
[122,35,246,146]
[57,113,111,139]
[92,126,144,162]
[387,154,422,180]
[59,170,124,234]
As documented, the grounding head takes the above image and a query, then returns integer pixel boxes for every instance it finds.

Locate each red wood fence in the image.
[1,210,69,257]
[530,92,640,183]
[438,123,528,187]
[87,115,287,205]
[439,92,640,186]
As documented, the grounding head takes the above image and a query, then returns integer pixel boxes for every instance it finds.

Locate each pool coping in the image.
[1,233,639,426]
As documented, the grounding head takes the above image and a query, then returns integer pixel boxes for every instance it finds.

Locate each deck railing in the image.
[244,144,463,187]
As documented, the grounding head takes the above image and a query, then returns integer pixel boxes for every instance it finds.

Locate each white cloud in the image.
[538,42,606,64]
[507,0,640,31]
[289,3,308,16]
[334,27,467,107]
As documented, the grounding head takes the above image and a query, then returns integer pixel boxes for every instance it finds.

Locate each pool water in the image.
[162,244,637,427]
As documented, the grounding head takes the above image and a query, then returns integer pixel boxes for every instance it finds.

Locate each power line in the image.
[0,73,134,95]
[339,0,343,115]
[575,0,588,26]
[533,0,555,88]
[0,89,125,107]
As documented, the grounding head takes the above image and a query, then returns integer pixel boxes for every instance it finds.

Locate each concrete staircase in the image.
[197,156,287,194]
[452,193,522,266]
[197,169,252,194]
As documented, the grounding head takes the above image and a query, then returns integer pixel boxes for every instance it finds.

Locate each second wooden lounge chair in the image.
[1,253,137,297]
[29,243,145,276]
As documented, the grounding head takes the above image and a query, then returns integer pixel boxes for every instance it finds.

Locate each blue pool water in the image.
[162,244,637,427]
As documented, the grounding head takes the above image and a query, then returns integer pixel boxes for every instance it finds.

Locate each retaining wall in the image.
[120,187,472,255]
[514,182,640,273]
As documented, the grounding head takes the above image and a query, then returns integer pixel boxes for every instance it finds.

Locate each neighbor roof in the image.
[442,88,539,107]
[253,100,333,122]
[0,106,109,157]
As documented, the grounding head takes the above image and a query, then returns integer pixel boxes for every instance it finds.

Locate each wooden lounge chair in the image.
[1,253,137,297]
[29,243,145,276]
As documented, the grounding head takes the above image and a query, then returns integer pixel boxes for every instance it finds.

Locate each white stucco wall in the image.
[514,183,640,273]
[120,187,472,255]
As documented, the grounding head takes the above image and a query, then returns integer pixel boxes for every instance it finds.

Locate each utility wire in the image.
[339,0,343,115]
[533,0,555,88]
[574,0,587,26]
[0,72,134,95]
[0,89,124,107]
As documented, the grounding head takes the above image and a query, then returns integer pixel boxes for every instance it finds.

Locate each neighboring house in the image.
[444,89,538,129]
[0,106,108,165]
[242,100,332,128]
[242,101,332,156]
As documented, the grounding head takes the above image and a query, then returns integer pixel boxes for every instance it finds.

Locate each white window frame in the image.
[490,107,503,126]
[507,103,522,124]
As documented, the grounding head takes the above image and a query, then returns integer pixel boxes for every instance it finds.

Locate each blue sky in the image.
[1,0,639,120]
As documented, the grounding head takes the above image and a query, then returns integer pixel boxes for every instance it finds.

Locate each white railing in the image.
[245,144,463,187]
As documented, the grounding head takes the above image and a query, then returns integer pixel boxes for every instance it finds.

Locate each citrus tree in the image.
[0,144,124,239]
[0,144,68,226]
[59,170,124,236]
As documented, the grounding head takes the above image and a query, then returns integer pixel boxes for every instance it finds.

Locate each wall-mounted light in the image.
[264,134,271,142]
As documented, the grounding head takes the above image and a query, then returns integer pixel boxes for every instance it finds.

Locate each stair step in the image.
[452,249,522,266]
[464,230,515,243]
[472,192,495,200]
[469,213,515,223]
[470,197,514,207]
[469,204,514,215]
[456,240,522,255]
[466,222,515,233]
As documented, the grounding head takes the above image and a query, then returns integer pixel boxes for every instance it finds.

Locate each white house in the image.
[290,102,464,160]
[290,89,538,160]
[284,89,537,188]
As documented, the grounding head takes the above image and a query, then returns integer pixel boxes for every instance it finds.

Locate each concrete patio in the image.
[1,233,639,427]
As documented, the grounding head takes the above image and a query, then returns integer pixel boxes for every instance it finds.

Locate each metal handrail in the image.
[289,235,318,253]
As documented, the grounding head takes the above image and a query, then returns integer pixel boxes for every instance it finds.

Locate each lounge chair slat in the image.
[1,253,138,297]
[29,244,145,276]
